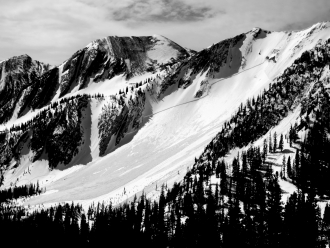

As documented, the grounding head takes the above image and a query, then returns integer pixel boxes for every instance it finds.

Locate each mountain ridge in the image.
[1,22,330,210]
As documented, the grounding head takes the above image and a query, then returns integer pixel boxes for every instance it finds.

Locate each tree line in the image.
[0,182,43,203]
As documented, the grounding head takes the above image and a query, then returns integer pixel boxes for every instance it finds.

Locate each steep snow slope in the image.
[2,23,330,209]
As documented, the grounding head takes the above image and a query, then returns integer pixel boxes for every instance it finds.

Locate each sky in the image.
[0,0,330,65]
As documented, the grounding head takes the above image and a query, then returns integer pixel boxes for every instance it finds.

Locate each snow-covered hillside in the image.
[1,22,330,209]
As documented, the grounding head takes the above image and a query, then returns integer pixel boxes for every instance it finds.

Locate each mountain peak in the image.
[0,54,31,64]
[247,27,272,35]
[77,34,191,76]
[152,34,165,39]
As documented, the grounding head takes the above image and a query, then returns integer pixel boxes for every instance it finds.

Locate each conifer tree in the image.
[216,161,221,178]
[232,157,240,180]
[266,164,273,180]
[287,156,292,179]
[220,160,227,198]
[289,124,299,146]
[263,138,268,163]
[273,132,277,153]
[215,182,220,206]
[205,189,219,247]
[289,125,293,147]
[295,151,300,184]
[266,177,283,247]
[279,134,284,151]
[269,133,273,153]
[282,155,286,179]
[304,190,321,247]
[80,213,89,244]
[242,153,248,176]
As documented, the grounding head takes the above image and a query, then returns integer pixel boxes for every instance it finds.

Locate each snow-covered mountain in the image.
[0,55,52,123]
[1,22,330,209]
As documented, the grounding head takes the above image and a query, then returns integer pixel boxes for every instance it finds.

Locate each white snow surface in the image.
[147,35,181,65]
[2,23,330,209]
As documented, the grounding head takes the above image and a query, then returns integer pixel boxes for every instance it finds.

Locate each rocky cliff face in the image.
[0,94,89,169]
[0,55,51,123]
[59,35,191,96]
[98,89,146,156]
[157,33,246,97]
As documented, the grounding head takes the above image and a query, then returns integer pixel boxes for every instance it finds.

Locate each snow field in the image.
[2,23,330,211]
